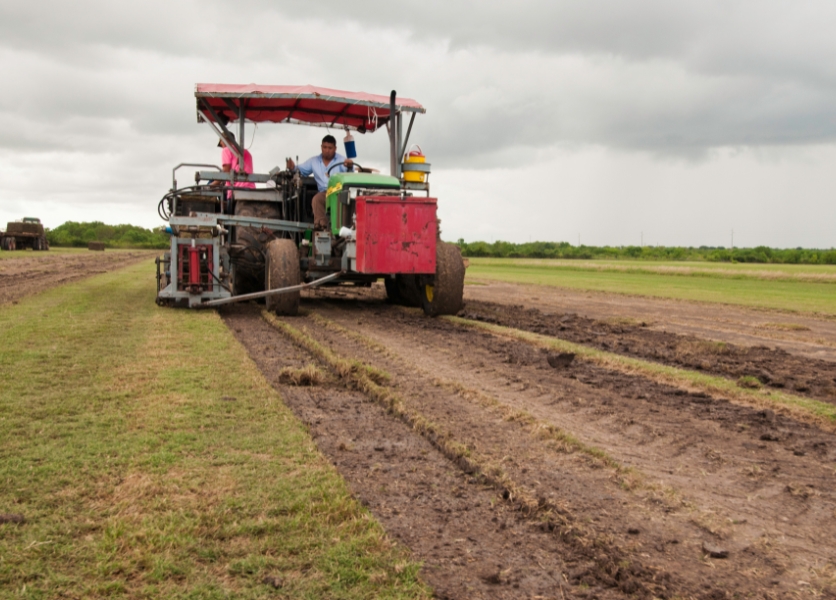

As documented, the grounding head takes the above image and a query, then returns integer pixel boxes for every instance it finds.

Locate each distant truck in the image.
[1,217,49,251]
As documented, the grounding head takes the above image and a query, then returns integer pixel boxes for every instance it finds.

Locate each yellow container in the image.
[403,146,428,183]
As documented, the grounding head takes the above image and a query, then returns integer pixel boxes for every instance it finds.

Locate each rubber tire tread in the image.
[265,239,301,316]
[232,201,280,294]
[421,242,465,317]
[384,275,423,307]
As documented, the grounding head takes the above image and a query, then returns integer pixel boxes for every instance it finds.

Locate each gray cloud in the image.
[1,1,835,247]
[4,0,836,158]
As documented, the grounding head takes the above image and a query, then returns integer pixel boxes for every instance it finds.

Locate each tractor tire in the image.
[420,242,465,317]
[384,276,401,303]
[265,239,301,316]
[231,201,281,295]
[385,275,424,307]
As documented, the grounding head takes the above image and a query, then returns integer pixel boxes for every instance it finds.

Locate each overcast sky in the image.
[2,0,835,247]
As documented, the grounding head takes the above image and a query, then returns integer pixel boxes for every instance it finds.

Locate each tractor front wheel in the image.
[265,239,301,316]
[420,242,465,317]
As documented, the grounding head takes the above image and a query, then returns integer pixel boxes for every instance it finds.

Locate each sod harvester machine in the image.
[156,84,464,316]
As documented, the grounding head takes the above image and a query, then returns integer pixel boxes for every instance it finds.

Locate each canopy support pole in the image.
[199,99,244,166]
[389,91,397,177]
[238,101,245,175]
[400,112,416,161]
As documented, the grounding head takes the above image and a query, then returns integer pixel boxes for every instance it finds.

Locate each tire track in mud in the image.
[225,300,836,598]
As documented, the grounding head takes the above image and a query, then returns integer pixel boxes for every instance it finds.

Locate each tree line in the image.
[456,240,836,264]
[47,222,169,249]
[44,222,836,263]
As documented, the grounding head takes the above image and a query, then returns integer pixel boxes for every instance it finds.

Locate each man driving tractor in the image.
[286,135,353,230]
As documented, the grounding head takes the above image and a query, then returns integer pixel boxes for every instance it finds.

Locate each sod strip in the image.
[263,311,687,566]
[262,311,553,516]
[306,312,697,513]
[445,315,836,429]
[0,262,428,600]
[307,312,625,471]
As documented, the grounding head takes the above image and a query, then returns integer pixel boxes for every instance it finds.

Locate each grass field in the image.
[466,258,836,315]
[0,262,428,599]
[0,248,91,260]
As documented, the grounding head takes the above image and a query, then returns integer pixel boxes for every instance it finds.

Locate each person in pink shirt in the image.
[218,132,255,188]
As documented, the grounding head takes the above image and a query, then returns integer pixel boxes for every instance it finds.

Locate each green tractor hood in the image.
[326,172,400,234]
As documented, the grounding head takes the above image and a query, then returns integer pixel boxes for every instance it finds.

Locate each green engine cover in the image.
[326,172,400,234]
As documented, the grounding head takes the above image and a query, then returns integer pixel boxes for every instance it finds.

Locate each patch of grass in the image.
[446,315,836,429]
[278,364,326,386]
[0,262,429,599]
[0,247,144,261]
[601,316,647,327]
[737,376,762,389]
[682,340,731,355]
[759,322,812,332]
[466,258,836,315]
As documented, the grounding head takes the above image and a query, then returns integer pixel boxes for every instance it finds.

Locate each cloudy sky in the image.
[2,0,835,247]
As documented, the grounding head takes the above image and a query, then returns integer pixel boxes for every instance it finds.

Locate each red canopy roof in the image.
[195,84,425,133]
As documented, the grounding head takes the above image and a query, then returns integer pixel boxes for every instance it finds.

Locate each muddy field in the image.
[0,250,156,305]
[224,282,836,599]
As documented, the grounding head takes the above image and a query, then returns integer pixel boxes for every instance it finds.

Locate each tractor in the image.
[1,217,49,251]
[155,84,465,316]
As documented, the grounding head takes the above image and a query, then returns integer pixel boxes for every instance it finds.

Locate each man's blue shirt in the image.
[296,153,350,192]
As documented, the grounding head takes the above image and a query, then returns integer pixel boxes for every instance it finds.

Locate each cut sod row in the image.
[305,311,692,511]
[0,261,428,600]
[447,315,836,429]
[263,310,667,534]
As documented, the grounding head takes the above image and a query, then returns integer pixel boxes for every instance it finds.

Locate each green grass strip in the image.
[0,262,428,600]
[445,316,836,428]
[466,259,836,315]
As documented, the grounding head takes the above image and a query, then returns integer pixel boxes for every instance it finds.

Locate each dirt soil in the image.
[462,299,836,406]
[222,283,836,599]
[465,280,836,363]
[0,250,155,305]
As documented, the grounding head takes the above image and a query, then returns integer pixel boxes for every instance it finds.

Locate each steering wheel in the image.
[326,161,364,175]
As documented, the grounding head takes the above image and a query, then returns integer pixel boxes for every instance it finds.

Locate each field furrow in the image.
[222,292,836,599]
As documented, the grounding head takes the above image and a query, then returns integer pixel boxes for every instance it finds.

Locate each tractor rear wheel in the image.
[265,239,301,316]
[420,242,465,317]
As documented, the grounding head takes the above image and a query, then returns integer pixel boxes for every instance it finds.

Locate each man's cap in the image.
[217,132,236,147]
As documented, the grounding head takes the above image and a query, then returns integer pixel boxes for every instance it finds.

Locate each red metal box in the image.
[355,196,437,274]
